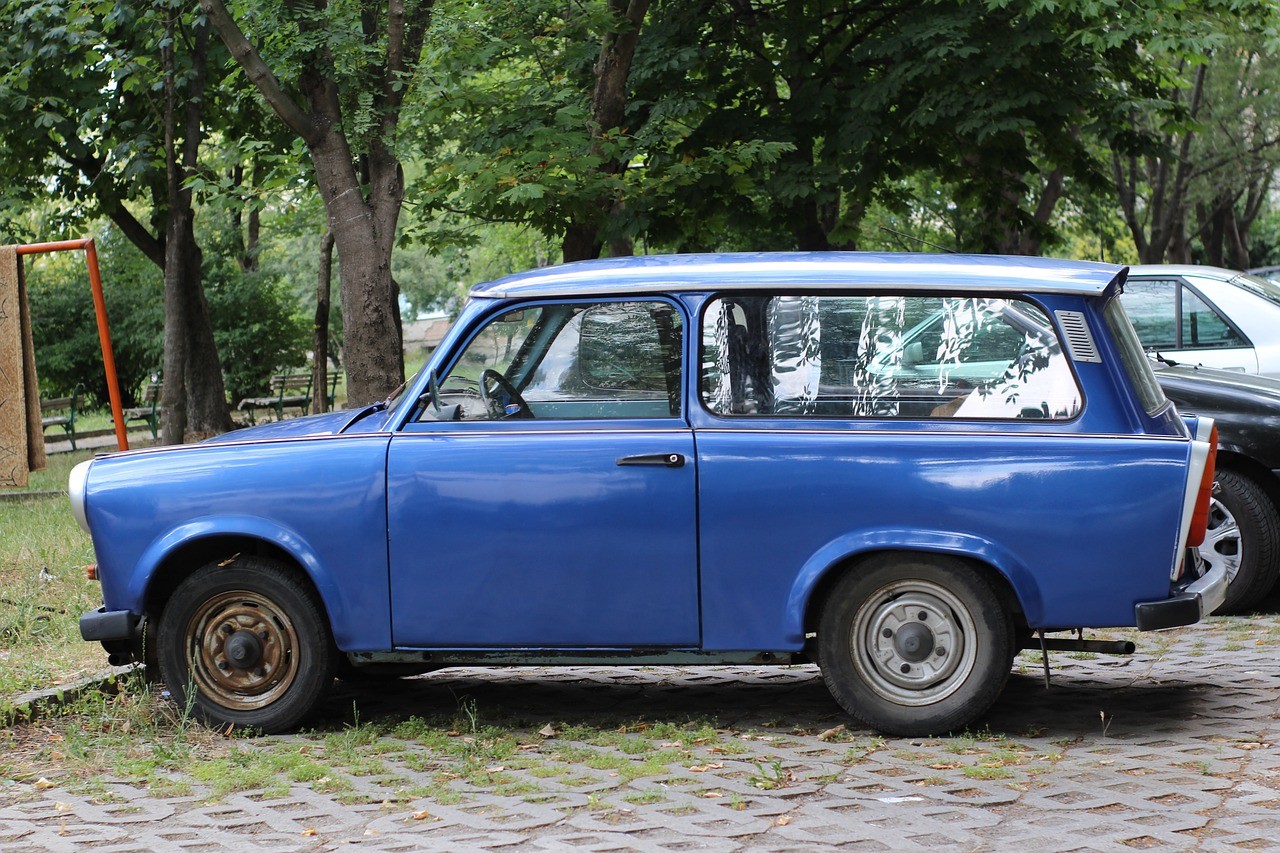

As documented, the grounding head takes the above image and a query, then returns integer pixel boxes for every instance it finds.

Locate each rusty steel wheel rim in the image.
[185,590,300,711]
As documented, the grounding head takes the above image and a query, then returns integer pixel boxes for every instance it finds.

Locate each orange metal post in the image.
[15,238,130,451]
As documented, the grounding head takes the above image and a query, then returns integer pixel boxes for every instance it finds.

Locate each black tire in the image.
[157,556,336,733]
[817,553,1014,737]
[1204,469,1280,615]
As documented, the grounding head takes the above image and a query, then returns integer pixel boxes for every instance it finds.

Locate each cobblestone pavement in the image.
[3,615,1280,851]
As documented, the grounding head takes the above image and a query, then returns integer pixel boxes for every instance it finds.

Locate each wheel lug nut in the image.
[935,647,945,657]
[918,611,928,621]
[255,668,266,676]
[258,631,268,639]
[882,628,893,638]
[217,661,229,670]
[900,664,910,674]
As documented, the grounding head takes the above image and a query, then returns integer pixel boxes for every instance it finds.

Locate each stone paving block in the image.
[8,617,1280,850]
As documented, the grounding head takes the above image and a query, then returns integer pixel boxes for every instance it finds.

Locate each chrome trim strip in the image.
[690,426,1192,441]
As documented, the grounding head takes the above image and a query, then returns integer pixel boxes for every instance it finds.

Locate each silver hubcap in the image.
[1198,495,1241,585]
[850,579,977,706]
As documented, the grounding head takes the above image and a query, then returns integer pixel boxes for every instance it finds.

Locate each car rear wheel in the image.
[157,557,336,733]
[818,554,1014,737]
[1203,469,1280,614]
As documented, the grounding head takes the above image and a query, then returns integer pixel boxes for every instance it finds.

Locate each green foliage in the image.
[206,267,310,404]
[26,231,163,408]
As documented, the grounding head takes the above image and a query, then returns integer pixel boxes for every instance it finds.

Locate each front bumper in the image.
[79,608,143,666]
[1133,560,1229,631]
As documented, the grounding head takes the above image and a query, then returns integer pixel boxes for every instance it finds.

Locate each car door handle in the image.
[616,453,686,468]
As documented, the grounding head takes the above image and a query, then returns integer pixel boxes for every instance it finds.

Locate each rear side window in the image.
[1103,296,1167,415]
[701,294,1081,420]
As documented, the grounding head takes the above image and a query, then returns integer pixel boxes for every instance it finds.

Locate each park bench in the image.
[41,384,85,450]
[123,380,162,439]
[236,372,314,424]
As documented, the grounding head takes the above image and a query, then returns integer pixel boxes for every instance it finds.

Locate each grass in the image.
[0,448,104,701]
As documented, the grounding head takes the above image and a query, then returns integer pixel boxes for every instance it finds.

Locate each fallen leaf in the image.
[484,766,504,774]
[817,724,846,742]
[518,744,538,751]
[363,829,379,836]
[301,828,318,837]
[689,763,723,772]
[538,724,557,738]
[411,810,431,821]
[461,737,475,744]
[54,802,71,813]
[707,746,729,754]
[701,790,723,798]
[33,778,54,791]
[660,741,681,748]
[775,815,793,826]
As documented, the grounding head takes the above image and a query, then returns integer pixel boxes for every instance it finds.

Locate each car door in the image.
[1121,278,1258,372]
[386,298,700,648]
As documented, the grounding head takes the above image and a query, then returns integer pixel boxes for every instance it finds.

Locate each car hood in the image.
[202,408,394,444]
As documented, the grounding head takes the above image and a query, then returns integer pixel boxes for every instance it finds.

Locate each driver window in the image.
[424,300,683,421]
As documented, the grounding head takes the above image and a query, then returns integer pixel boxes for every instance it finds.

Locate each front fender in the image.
[783,528,1043,645]
[128,516,352,648]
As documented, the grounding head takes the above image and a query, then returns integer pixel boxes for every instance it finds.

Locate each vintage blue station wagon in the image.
[77,253,1223,736]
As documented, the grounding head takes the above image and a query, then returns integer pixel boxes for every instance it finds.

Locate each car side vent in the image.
[1055,310,1102,363]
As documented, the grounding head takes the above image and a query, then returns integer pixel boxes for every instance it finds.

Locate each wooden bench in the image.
[236,372,313,424]
[123,380,162,439]
[41,384,85,450]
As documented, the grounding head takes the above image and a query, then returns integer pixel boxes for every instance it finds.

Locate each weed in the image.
[749,759,791,790]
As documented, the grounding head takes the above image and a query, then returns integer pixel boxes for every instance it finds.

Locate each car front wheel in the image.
[818,554,1013,737]
[157,557,336,733]
[1203,469,1280,615]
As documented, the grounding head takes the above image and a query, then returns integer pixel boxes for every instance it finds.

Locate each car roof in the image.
[1128,264,1246,281]
[470,252,1126,299]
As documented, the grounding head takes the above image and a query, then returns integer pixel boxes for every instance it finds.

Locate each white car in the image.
[1123,265,1280,377]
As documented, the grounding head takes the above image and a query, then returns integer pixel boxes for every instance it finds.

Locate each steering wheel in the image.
[479,369,534,419]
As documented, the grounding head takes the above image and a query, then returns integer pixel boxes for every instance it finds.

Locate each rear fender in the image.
[784,528,1041,644]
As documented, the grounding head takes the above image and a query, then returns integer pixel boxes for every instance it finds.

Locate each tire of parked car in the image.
[1203,469,1280,615]
[817,554,1014,737]
[157,557,336,733]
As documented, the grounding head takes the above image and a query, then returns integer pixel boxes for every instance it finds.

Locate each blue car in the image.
[76,253,1222,736]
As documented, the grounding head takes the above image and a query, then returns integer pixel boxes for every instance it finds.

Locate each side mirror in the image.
[902,341,924,368]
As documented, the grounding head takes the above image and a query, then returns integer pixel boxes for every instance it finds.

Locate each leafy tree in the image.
[200,0,437,405]
[25,229,164,408]
[1111,12,1280,265]
[0,0,234,441]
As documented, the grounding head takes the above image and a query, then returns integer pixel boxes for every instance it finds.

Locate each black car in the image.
[1155,361,1280,612]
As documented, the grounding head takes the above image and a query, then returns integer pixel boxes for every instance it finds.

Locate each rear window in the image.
[1103,296,1167,415]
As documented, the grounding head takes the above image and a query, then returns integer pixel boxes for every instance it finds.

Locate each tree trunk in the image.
[311,230,335,413]
[159,14,231,443]
[561,0,651,260]
[200,0,426,406]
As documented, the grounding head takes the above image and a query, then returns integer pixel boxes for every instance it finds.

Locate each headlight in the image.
[68,459,92,533]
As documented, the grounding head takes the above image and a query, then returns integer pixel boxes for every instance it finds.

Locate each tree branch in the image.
[199,0,320,143]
